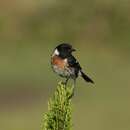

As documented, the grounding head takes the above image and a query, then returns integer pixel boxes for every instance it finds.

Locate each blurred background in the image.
[0,0,130,130]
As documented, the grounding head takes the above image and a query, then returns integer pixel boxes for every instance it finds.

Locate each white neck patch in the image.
[53,49,59,56]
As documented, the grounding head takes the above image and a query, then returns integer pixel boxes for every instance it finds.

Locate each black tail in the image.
[80,71,94,84]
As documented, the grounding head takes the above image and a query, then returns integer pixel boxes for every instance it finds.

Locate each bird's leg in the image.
[62,77,69,86]
[65,78,70,86]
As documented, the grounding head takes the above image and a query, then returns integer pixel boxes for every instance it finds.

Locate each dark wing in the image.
[67,55,94,83]
[67,55,81,77]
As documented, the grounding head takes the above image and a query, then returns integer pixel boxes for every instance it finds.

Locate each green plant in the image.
[41,82,74,130]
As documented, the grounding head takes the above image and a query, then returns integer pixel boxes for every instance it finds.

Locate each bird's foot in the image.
[61,81,67,86]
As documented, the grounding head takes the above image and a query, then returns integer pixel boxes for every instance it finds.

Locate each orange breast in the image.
[52,56,67,69]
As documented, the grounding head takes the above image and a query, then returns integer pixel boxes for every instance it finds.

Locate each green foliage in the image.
[41,82,74,130]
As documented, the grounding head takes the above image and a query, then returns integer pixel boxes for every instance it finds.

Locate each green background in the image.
[0,0,130,130]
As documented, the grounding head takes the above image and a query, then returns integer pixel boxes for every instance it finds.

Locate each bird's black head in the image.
[55,43,76,58]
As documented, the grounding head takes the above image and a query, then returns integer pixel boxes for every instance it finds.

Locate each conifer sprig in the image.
[41,82,74,130]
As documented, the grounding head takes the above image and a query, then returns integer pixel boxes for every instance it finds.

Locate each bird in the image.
[51,43,94,86]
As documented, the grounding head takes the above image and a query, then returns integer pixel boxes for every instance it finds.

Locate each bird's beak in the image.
[71,48,76,52]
